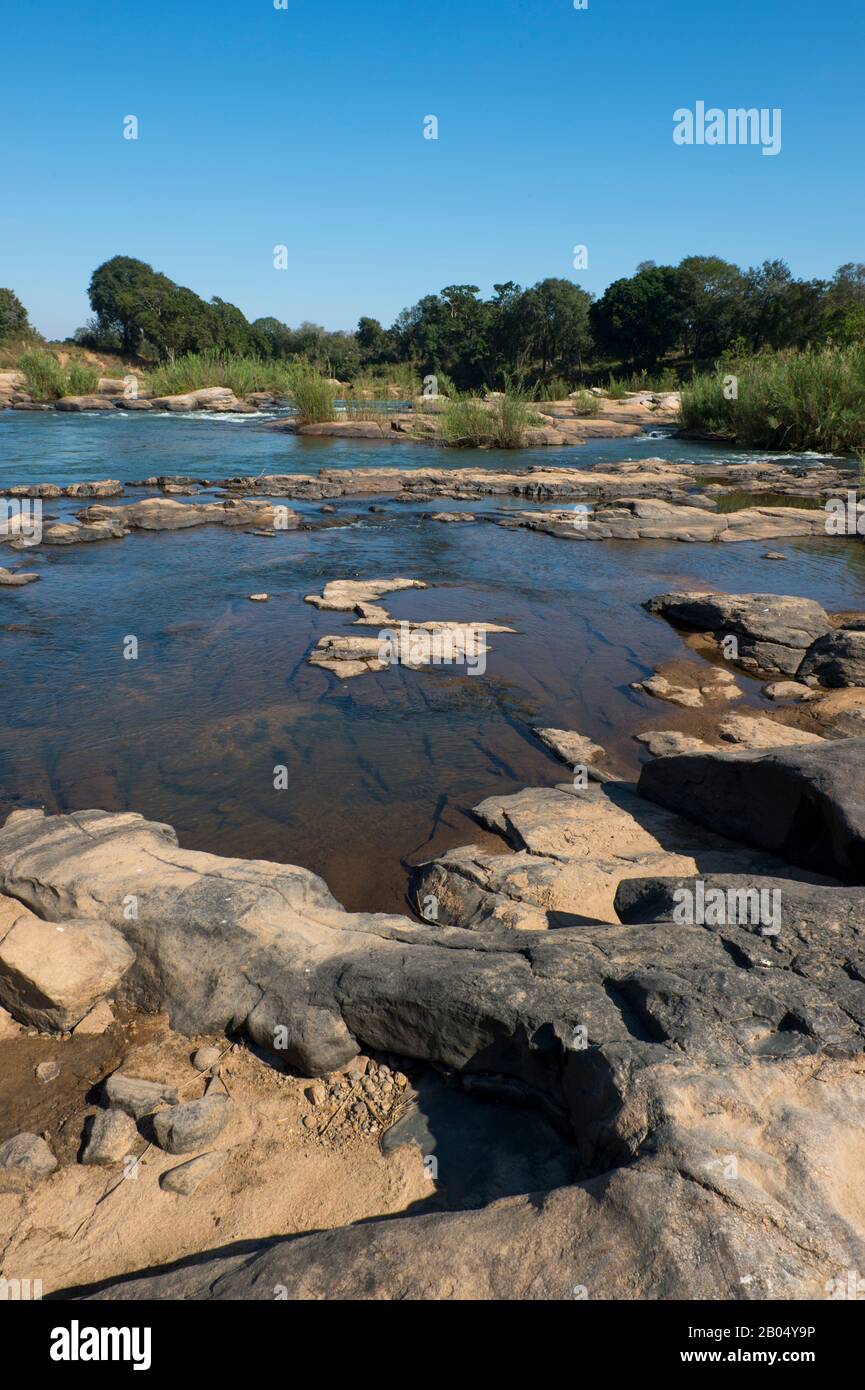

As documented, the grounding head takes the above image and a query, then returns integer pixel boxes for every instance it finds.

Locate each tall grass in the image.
[290,366,335,425]
[567,389,600,417]
[145,352,298,398]
[439,391,536,447]
[19,351,70,400]
[534,375,572,401]
[680,347,865,454]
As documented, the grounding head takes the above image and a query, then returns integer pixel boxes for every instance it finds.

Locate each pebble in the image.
[35,1060,60,1083]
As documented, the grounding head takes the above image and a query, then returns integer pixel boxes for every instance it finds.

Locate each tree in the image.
[521,278,593,376]
[0,287,31,341]
[356,316,393,361]
[675,255,746,361]
[590,265,684,368]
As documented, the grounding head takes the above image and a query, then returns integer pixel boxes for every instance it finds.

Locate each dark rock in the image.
[0,1132,57,1176]
[638,738,865,881]
[798,630,865,688]
[152,1096,233,1154]
[644,591,831,676]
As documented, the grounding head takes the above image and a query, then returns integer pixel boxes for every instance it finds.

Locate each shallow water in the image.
[2,410,863,915]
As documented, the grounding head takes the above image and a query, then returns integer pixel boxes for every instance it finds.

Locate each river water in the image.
[1,409,862,913]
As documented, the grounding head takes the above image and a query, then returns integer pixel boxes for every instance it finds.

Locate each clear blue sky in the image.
[2,0,863,339]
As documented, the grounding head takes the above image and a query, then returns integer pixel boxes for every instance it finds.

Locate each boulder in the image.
[81,1109,138,1166]
[0,895,134,1030]
[54,395,115,412]
[638,737,865,881]
[0,1132,57,1177]
[64,480,123,499]
[798,630,865,688]
[645,592,832,676]
[152,1096,233,1154]
[103,1073,179,1120]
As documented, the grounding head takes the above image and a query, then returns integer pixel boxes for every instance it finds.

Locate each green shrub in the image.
[680,347,865,454]
[568,389,600,417]
[66,361,99,395]
[535,376,571,401]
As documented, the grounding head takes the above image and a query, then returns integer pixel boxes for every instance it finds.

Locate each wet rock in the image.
[645,592,832,677]
[65,481,123,498]
[534,727,605,771]
[159,1150,228,1195]
[104,1073,179,1120]
[248,593,268,602]
[79,497,297,534]
[0,1132,57,1177]
[634,674,704,708]
[152,1096,233,1154]
[0,895,134,1030]
[81,1108,138,1166]
[0,567,39,586]
[763,681,813,701]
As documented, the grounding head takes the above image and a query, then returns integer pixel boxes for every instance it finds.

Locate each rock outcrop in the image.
[638,737,865,881]
[645,591,832,676]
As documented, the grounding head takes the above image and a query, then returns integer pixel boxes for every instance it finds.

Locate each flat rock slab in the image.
[79,1053,865,1302]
